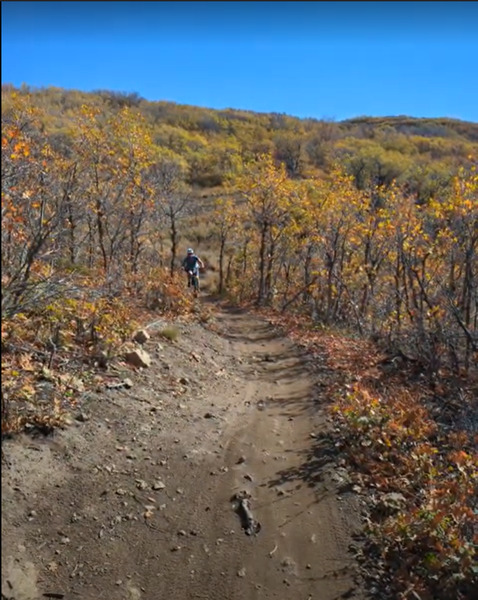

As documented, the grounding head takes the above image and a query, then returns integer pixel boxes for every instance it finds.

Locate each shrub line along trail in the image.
[1,303,365,600]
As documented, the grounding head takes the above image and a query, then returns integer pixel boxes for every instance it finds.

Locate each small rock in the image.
[179,377,189,385]
[204,412,215,419]
[143,507,155,519]
[75,412,89,422]
[236,456,246,464]
[152,481,166,491]
[125,349,152,369]
[123,378,134,389]
[237,568,246,578]
[133,329,150,344]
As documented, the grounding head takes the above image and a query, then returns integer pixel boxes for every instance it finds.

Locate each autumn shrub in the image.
[213,157,477,379]
[332,383,477,599]
[1,285,141,434]
[138,268,195,315]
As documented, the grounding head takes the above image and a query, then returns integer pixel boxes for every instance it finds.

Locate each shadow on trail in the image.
[266,431,341,493]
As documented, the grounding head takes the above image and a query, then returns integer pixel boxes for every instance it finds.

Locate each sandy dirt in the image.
[2,302,367,600]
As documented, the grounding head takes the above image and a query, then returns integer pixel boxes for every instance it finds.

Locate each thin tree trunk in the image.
[169,209,177,278]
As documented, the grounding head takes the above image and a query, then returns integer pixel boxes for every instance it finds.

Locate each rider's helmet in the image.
[187,248,194,255]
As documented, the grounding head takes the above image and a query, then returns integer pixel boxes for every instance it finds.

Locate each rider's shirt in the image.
[183,255,201,274]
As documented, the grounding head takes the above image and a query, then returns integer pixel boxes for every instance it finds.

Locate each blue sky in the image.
[2,1,478,122]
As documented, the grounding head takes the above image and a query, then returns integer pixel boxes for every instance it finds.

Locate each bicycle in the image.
[187,270,200,297]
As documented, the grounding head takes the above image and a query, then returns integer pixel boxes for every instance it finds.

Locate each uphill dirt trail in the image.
[2,303,366,600]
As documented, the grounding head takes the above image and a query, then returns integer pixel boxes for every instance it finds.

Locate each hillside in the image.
[2,84,477,600]
[2,84,477,192]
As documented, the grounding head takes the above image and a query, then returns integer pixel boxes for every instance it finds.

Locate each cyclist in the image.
[182,248,204,290]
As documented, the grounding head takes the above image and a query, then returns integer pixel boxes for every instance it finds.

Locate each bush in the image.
[159,327,179,341]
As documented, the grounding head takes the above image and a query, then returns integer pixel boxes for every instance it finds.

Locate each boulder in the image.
[125,349,152,368]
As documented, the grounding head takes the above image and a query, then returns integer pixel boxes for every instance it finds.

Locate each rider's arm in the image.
[198,258,205,269]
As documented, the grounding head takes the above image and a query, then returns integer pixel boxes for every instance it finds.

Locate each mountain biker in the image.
[182,248,204,289]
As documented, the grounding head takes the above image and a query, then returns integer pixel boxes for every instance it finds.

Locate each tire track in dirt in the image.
[194,307,364,600]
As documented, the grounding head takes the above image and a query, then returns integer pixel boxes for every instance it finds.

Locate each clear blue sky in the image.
[2,1,478,122]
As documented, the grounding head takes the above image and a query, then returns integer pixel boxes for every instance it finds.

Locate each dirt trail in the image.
[2,304,365,600]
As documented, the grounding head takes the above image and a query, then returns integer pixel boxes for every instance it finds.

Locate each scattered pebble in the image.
[75,412,90,422]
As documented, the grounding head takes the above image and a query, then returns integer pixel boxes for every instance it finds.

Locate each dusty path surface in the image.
[2,303,366,600]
